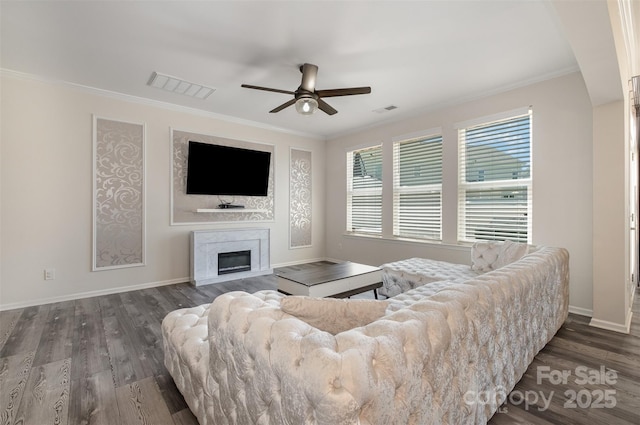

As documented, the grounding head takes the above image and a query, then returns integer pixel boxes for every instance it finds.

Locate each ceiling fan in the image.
[241,63,371,116]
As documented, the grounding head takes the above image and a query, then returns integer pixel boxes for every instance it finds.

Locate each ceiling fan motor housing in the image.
[241,63,371,116]
[295,89,318,101]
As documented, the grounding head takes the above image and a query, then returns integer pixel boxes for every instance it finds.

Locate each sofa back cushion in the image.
[280,296,389,335]
[471,240,529,272]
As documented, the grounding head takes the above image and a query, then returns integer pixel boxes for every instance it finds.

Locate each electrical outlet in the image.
[44,268,55,280]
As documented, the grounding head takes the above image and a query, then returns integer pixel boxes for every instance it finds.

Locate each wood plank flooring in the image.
[0,263,638,424]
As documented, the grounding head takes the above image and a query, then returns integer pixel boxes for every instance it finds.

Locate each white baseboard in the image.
[324,257,345,264]
[0,277,189,311]
[276,257,368,266]
[271,257,332,269]
[589,312,632,334]
[568,305,593,317]
[0,259,336,311]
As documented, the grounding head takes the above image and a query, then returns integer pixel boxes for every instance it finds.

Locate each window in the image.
[347,145,382,234]
[393,134,443,240]
[458,110,532,243]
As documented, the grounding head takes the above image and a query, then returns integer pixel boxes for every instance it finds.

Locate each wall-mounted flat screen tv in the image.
[186,141,271,196]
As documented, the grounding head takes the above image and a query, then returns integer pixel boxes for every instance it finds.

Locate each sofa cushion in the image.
[280,296,390,335]
[380,257,479,297]
[471,240,529,272]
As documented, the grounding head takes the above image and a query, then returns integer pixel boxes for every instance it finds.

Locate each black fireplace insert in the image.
[218,250,251,275]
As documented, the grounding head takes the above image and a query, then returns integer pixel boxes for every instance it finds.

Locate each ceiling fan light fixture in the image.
[295,97,318,115]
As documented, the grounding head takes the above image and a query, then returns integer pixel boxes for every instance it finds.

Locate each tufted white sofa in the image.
[162,244,569,425]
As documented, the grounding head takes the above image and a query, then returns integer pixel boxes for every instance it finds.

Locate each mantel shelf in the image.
[196,208,268,213]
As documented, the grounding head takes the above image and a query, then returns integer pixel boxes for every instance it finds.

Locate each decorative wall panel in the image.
[289,148,312,248]
[93,117,145,270]
[171,129,275,224]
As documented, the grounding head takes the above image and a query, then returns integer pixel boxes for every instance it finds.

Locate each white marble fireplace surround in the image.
[190,228,271,286]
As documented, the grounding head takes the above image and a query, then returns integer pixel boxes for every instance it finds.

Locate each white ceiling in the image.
[1,0,585,139]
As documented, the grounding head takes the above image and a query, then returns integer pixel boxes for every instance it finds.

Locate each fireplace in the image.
[218,250,251,275]
[190,228,271,286]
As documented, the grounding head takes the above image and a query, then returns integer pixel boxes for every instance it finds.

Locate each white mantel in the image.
[190,228,272,286]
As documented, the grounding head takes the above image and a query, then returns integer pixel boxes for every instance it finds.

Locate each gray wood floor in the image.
[0,262,638,424]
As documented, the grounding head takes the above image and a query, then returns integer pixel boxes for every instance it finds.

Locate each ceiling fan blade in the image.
[269,98,296,113]
[241,84,295,95]
[317,99,338,115]
[316,87,371,98]
[299,63,318,92]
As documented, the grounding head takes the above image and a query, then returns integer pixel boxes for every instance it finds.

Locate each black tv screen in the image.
[186,141,271,196]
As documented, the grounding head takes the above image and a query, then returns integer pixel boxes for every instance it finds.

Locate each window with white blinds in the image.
[458,111,532,243]
[347,145,383,234]
[393,134,443,240]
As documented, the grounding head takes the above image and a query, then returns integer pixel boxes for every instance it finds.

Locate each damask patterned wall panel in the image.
[171,129,275,224]
[93,117,145,270]
[290,148,312,248]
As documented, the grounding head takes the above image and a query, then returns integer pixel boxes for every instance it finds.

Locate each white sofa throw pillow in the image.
[494,240,529,269]
[280,296,389,335]
[471,240,529,272]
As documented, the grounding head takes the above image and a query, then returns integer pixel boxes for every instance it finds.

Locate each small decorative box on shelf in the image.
[195,208,268,213]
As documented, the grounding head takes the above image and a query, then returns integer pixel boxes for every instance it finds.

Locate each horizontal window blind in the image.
[458,112,532,243]
[347,145,382,234]
[393,135,442,240]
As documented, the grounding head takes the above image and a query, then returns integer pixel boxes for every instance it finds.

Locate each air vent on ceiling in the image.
[148,72,215,99]
[373,105,398,113]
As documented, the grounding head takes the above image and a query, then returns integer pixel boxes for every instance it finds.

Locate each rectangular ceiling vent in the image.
[373,105,398,113]
[148,72,215,99]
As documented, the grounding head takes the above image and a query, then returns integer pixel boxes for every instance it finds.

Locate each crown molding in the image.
[0,68,325,141]
[327,65,580,140]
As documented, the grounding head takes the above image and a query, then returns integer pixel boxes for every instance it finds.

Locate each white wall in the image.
[325,72,595,314]
[592,100,630,332]
[0,73,325,309]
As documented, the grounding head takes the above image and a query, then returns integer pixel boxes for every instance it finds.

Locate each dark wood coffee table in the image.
[276,262,382,298]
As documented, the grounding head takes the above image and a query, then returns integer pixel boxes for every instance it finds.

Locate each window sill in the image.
[342,232,471,252]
